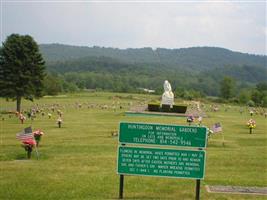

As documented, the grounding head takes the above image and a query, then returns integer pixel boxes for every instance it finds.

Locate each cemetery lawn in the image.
[0,92,266,200]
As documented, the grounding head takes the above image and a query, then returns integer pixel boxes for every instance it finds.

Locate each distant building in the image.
[138,88,155,93]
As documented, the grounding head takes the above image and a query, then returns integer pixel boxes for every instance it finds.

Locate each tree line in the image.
[43,72,267,107]
[1,34,267,112]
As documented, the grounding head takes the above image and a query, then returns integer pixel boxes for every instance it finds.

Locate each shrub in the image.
[148,103,160,112]
[172,105,187,113]
[247,100,255,107]
[161,104,171,112]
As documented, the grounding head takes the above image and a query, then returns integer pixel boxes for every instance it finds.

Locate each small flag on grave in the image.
[211,123,222,133]
[16,127,36,145]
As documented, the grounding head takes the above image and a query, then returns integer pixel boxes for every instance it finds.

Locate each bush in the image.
[172,105,187,113]
[262,95,267,107]
[238,90,250,104]
[160,104,171,112]
[161,104,171,112]
[247,100,255,107]
[229,97,239,104]
[207,97,228,104]
[148,103,160,112]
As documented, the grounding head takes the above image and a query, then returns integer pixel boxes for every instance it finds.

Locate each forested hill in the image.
[39,44,267,96]
[39,44,266,71]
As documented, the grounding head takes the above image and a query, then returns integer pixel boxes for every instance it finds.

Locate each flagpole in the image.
[220,123,225,147]
[35,145,40,160]
[222,132,225,147]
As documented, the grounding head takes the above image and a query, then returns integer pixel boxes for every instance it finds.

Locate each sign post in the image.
[117,122,207,199]
[196,179,201,200]
[119,174,124,199]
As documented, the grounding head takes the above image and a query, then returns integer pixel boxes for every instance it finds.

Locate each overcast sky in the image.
[1,1,266,55]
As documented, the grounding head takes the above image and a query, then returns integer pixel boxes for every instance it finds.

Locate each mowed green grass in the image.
[0,92,266,200]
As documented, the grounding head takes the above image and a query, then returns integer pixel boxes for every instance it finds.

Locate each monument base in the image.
[126,105,205,118]
[125,110,188,118]
[147,103,187,114]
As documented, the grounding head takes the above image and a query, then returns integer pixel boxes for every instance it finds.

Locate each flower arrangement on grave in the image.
[57,110,63,117]
[57,117,63,128]
[22,139,36,159]
[187,115,194,125]
[33,129,44,147]
[247,119,256,134]
[207,128,214,138]
[19,113,26,124]
[197,116,203,125]
[30,112,36,121]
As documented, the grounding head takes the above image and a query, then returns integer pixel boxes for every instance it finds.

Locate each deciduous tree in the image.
[220,76,235,99]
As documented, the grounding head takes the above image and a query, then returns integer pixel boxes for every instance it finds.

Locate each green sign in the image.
[119,122,207,148]
[118,146,205,179]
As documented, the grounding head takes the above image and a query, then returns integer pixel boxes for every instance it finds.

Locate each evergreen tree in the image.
[0,34,45,112]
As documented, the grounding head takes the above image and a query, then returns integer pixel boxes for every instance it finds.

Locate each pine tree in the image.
[0,34,46,112]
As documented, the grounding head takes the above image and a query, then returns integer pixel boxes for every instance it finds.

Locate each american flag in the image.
[16,127,36,145]
[212,123,222,133]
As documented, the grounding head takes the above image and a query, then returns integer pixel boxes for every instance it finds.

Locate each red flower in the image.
[22,139,36,146]
[33,129,44,136]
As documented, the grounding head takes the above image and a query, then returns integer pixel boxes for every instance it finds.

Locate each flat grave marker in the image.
[206,185,267,196]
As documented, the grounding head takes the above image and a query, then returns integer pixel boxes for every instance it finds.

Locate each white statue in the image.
[161,80,174,107]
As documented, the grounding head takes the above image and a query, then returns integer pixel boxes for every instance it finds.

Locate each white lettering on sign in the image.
[128,124,153,130]
[179,127,197,133]
[133,138,156,143]
[156,126,176,132]
[118,147,205,179]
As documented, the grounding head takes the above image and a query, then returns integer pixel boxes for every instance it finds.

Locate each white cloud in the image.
[2,1,266,54]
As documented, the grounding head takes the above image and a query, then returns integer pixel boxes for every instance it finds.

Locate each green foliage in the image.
[251,89,262,105]
[41,44,267,98]
[43,74,62,95]
[0,34,45,111]
[256,82,267,92]
[40,44,266,71]
[238,89,251,104]
[262,94,267,107]
[250,82,267,106]
[171,105,187,113]
[62,81,79,93]
[161,104,171,112]
[147,103,160,112]
[220,76,236,99]
[247,100,255,107]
